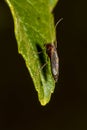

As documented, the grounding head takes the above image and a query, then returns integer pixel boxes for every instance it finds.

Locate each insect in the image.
[45,18,63,82]
[45,43,59,82]
[36,18,63,82]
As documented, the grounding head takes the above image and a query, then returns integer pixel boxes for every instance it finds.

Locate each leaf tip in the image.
[40,99,49,106]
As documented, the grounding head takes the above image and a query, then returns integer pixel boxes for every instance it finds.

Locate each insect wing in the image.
[51,46,59,81]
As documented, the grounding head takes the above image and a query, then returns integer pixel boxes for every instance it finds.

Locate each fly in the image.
[45,18,63,82]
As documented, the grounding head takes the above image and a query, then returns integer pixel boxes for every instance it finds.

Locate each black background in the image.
[0,0,87,129]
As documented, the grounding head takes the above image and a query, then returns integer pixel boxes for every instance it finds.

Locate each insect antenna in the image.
[55,18,63,30]
[54,18,63,48]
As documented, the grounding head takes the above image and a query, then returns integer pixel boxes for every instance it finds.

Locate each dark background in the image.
[0,0,87,129]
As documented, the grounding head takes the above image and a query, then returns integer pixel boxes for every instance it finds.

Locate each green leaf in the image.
[6,0,58,106]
